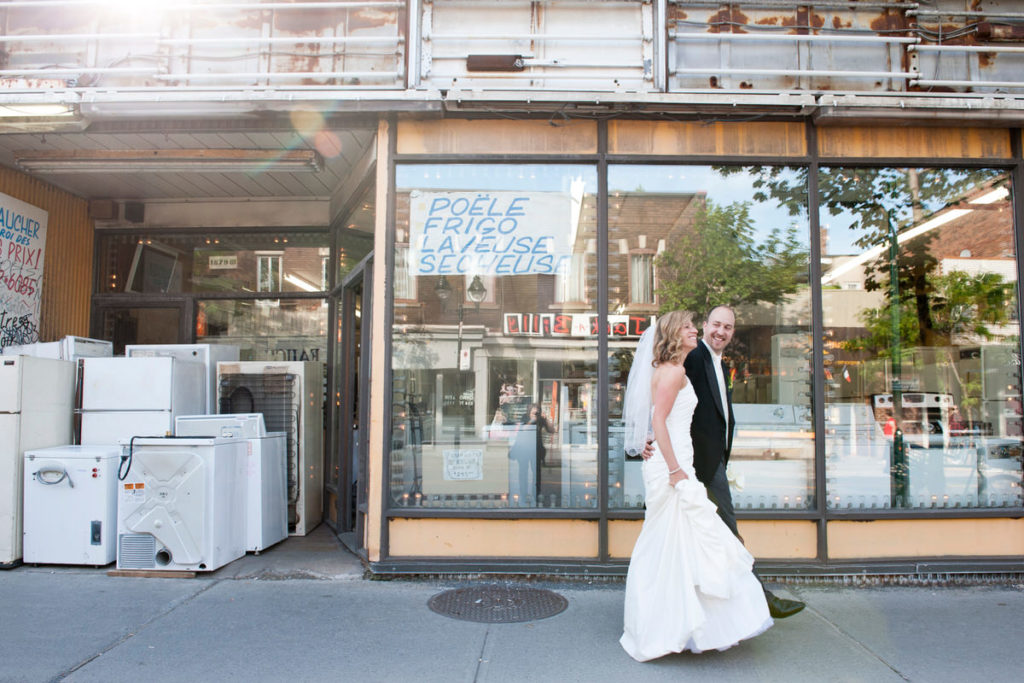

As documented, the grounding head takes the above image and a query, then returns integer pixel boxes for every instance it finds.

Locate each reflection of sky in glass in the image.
[397,164,597,194]
[820,167,1010,255]
[609,165,808,245]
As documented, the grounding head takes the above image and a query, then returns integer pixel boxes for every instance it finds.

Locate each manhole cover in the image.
[428,585,568,623]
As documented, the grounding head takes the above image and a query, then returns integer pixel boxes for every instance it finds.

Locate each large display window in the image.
[816,167,1022,509]
[606,165,814,511]
[96,230,371,294]
[390,164,600,509]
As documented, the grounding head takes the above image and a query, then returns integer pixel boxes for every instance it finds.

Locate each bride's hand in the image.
[668,469,688,487]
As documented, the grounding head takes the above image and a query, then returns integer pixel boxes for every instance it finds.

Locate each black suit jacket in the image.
[683,341,736,485]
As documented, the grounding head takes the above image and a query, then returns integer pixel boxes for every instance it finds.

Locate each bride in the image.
[620,311,772,662]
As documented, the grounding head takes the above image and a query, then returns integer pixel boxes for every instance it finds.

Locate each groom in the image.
[645,305,805,618]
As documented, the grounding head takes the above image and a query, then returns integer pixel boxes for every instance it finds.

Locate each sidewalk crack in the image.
[793,589,911,682]
[51,578,224,682]
[472,625,491,682]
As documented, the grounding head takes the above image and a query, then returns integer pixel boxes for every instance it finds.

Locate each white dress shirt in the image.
[703,339,729,429]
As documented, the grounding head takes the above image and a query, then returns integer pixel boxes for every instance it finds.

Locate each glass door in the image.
[328,255,372,542]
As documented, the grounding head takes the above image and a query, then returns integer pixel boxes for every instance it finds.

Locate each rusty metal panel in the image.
[910,0,1024,92]
[668,1,915,92]
[0,2,406,91]
[668,0,1024,95]
[0,166,92,340]
[419,0,655,92]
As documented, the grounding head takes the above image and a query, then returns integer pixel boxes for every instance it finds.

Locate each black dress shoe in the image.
[765,590,805,618]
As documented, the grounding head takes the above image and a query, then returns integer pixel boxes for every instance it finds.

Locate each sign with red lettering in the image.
[0,192,47,350]
[503,313,652,338]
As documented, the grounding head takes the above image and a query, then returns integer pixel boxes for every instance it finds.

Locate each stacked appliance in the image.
[0,356,75,566]
[2,335,112,361]
[216,361,323,535]
[175,413,288,552]
[79,357,205,444]
[126,343,240,414]
[23,445,120,565]
[117,437,247,572]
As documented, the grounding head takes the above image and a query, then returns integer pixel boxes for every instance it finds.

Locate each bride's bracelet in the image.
[668,467,682,475]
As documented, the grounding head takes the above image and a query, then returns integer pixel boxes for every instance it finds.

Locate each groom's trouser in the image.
[705,461,775,596]
[703,462,739,539]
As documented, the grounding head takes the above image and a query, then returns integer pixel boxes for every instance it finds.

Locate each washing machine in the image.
[117,437,246,572]
[23,445,120,565]
[175,414,287,552]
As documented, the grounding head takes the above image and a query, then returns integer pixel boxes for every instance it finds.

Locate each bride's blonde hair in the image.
[652,310,694,366]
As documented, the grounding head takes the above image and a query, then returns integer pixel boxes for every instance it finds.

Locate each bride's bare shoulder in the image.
[653,361,687,388]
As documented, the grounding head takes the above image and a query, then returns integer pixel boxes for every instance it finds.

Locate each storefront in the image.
[0,0,1022,577]
[372,118,1024,575]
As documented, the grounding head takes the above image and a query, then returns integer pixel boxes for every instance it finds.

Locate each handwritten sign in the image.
[0,192,47,350]
[408,191,576,276]
[443,448,484,480]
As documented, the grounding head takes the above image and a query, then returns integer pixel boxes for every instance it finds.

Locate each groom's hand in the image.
[641,439,654,461]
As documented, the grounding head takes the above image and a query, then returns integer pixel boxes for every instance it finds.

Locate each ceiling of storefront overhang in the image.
[0,119,376,203]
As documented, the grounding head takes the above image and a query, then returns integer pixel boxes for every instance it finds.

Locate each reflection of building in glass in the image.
[821,174,1021,509]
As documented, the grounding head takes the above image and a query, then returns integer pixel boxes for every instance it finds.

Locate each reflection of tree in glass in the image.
[744,165,1008,344]
[655,199,807,316]
[844,270,1013,354]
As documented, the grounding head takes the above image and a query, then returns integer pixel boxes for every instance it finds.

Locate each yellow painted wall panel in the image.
[818,126,1011,159]
[388,518,599,558]
[609,120,806,157]
[609,519,817,559]
[0,167,92,342]
[828,519,1024,559]
[739,520,819,559]
[396,119,598,155]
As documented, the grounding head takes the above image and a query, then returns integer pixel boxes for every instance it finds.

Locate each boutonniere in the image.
[727,367,736,392]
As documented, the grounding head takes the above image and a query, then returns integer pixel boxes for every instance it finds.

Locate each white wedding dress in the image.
[620,381,772,662]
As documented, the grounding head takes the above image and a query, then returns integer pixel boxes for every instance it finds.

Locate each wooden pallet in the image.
[107,569,197,579]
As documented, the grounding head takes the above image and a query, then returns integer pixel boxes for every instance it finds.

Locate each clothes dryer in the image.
[175,414,287,552]
[117,437,246,572]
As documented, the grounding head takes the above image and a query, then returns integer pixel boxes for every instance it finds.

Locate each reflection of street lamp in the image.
[434,275,488,444]
[882,208,907,506]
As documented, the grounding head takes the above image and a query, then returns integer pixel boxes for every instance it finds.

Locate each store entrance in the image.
[328,254,372,546]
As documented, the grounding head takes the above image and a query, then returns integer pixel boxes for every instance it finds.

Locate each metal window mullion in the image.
[806,121,829,563]
[597,120,610,562]
[1012,130,1024,494]
[380,116,398,561]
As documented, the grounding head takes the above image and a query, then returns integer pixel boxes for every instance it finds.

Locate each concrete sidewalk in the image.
[1,529,1021,682]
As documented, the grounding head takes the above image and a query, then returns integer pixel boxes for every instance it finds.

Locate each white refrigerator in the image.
[126,343,240,415]
[0,356,76,566]
[79,357,205,445]
[3,335,112,361]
